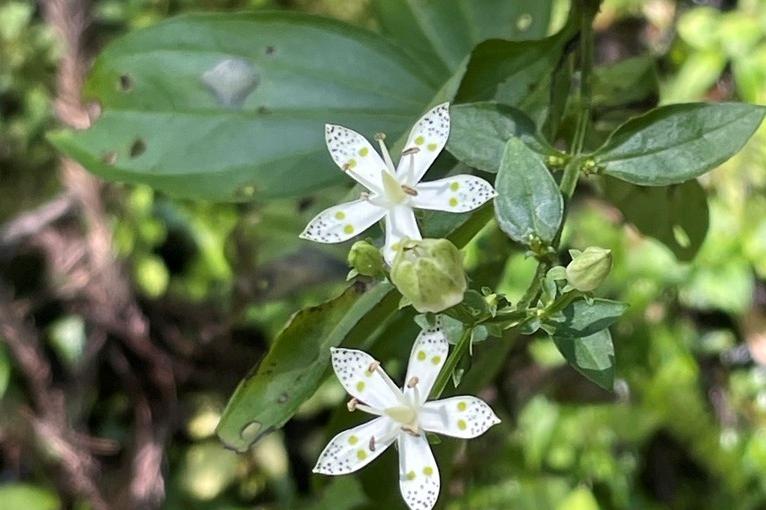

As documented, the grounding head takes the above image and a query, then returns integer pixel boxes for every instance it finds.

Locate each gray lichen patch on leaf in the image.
[201,58,259,108]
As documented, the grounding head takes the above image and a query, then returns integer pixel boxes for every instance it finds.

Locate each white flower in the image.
[313,318,500,510]
[300,103,497,265]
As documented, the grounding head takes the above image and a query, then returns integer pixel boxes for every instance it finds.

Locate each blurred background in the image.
[2,0,766,509]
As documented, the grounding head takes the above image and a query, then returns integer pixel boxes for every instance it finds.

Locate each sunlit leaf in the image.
[552,329,615,390]
[593,103,766,186]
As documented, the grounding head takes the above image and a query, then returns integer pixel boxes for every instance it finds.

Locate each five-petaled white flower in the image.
[300,103,497,265]
[313,318,500,510]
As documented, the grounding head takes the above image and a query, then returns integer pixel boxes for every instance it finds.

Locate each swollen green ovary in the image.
[384,405,418,426]
[382,170,408,204]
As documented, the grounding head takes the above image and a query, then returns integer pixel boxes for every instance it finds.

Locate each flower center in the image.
[381,170,409,205]
[384,405,418,427]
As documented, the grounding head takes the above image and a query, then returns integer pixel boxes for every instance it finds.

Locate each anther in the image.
[401,425,420,436]
[407,376,419,388]
[374,132,386,141]
[401,185,418,196]
[347,398,358,412]
[342,163,351,171]
[401,147,420,156]
[368,361,381,373]
[360,191,370,200]
[369,436,376,451]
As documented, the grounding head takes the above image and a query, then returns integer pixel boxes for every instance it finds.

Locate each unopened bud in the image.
[347,240,385,277]
[390,238,467,313]
[565,247,612,292]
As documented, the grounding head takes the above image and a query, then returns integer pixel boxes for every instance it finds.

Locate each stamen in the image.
[369,436,376,451]
[368,361,380,372]
[374,132,396,173]
[348,398,385,416]
[406,377,419,388]
[401,147,420,156]
[401,424,420,436]
[401,184,418,196]
[347,398,358,412]
[367,360,407,404]
[360,191,370,200]
[407,376,421,405]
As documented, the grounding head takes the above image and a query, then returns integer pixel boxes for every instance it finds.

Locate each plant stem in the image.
[431,327,472,398]
[432,2,598,395]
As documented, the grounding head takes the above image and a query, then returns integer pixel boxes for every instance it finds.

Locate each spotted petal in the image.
[383,205,422,265]
[326,124,387,193]
[398,433,440,510]
[420,396,500,439]
[411,175,497,213]
[330,347,404,411]
[403,319,448,405]
[396,103,450,185]
[313,416,396,475]
[300,199,385,244]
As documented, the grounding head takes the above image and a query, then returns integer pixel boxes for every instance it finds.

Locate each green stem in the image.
[431,327,472,398]
[431,2,598,395]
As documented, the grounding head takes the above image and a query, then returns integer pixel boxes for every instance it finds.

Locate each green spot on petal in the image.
[458,419,467,430]
[356,381,365,392]
[450,181,459,191]
[449,197,459,207]
[344,224,354,234]
[427,143,437,151]
[417,350,426,361]
[359,147,369,157]
[357,449,368,460]
[431,355,441,365]
[423,466,433,476]
[406,470,416,480]
[335,211,346,220]
[348,435,358,445]
[415,136,425,145]
[457,401,467,412]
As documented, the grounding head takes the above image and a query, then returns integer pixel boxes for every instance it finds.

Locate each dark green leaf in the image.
[372,0,552,81]
[48,13,438,201]
[447,102,553,173]
[552,329,615,390]
[594,103,766,186]
[495,138,563,244]
[545,298,628,338]
[604,178,710,261]
[454,12,576,123]
[216,282,398,452]
[592,56,659,109]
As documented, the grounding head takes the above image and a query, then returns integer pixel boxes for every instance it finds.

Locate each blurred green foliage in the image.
[3,0,766,509]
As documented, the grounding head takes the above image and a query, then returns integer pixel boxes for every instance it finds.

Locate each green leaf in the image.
[454,11,577,122]
[216,282,399,452]
[545,298,628,338]
[495,138,563,244]
[604,178,710,262]
[592,55,659,109]
[552,329,615,390]
[447,102,553,173]
[372,0,552,81]
[593,102,766,186]
[48,12,437,201]
[0,484,59,510]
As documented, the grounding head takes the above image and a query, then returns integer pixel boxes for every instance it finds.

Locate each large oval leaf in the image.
[495,138,563,245]
[552,329,615,391]
[593,102,766,186]
[372,0,552,81]
[49,13,438,201]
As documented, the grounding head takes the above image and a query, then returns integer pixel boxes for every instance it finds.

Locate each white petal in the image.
[313,416,396,475]
[383,205,422,265]
[300,199,385,244]
[411,175,497,213]
[420,396,500,439]
[326,124,386,193]
[330,347,404,411]
[398,433,440,510]
[396,103,450,185]
[403,318,448,405]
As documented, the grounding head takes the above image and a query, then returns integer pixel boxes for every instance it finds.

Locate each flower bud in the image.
[390,238,467,313]
[347,240,385,277]
[565,247,612,292]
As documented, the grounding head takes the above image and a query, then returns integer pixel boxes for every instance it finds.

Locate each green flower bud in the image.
[347,240,385,277]
[390,238,467,313]
[565,247,612,292]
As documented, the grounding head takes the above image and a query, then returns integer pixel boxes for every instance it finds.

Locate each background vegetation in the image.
[2,0,766,509]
